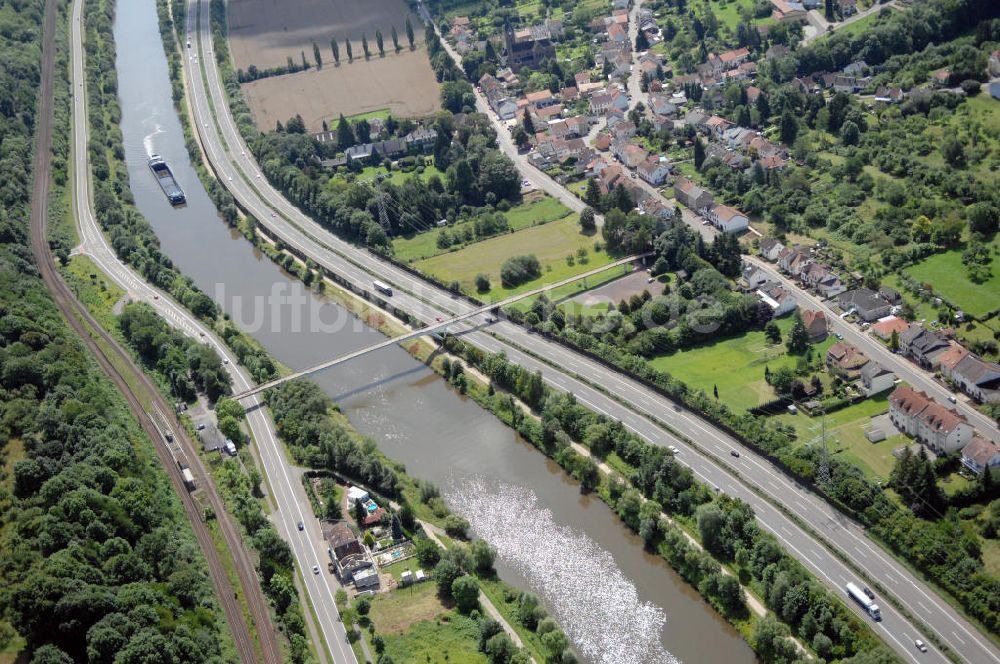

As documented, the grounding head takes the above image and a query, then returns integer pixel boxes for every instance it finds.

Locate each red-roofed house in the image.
[871,316,910,341]
[637,156,671,185]
[888,386,974,454]
[826,342,869,379]
[802,309,827,341]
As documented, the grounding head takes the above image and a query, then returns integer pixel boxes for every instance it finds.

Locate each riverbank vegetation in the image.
[268,378,573,663]
[505,216,1000,637]
[433,335,890,662]
[0,0,236,659]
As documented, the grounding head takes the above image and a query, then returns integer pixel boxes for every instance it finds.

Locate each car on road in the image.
[521,179,530,187]
[153,294,159,299]
[312,565,320,575]
[835,333,843,340]
[647,277,654,283]
[630,172,637,179]
[435,316,444,322]
[297,521,304,531]
[196,423,206,431]
[668,445,679,454]
[730,449,740,458]
[915,639,927,653]
[947,395,957,404]
[223,358,229,364]
[863,587,874,599]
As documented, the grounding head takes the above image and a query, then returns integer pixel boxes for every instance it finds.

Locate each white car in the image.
[914,639,927,653]
[312,565,320,575]
[668,445,679,454]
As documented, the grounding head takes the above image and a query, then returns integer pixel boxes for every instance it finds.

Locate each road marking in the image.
[952,631,967,645]
[854,545,869,559]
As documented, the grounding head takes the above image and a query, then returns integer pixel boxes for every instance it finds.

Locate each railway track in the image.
[29,1,281,661]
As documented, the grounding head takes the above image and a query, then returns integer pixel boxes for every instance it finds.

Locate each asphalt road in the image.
[182,2,1000,662]
[68,2,358,661]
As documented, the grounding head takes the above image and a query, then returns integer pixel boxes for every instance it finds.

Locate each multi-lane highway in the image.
[181,1,1000,661]
[68,2,357,661]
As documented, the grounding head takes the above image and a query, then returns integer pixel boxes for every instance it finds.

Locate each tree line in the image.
[0,0,234,659]
[437,337,888,663]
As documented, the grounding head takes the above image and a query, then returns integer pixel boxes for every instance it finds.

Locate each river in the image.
[113,1,755,662]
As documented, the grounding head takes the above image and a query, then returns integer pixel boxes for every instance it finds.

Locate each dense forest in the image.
[0,0,233,660]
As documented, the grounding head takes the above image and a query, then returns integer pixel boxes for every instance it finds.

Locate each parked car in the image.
[196,423,206,431]
[948,395,958,404]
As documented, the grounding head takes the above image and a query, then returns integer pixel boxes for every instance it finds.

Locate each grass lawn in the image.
[379,557,422,584]
[355,161,443,188]
[776,394,904,479]
[983,539,1000,579]
[904,239,1000,319]
[511,264,636,314]
[345,108,390,122]
[370,582,487,664]
[62,255,126,332]
[828,11,882,39]
[391,194,572,263]
[413,214,614,299]
[649,316,836,412]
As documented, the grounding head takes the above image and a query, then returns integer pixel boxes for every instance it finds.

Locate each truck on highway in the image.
[846,582,881,620]
[373,280,393,296]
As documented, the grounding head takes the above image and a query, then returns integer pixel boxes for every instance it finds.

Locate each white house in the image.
[756,282,797,317]
[888,386,974,455]
[708,204,749,234]
[961,436,1000,475]
[860,362,895,396]
[637,156,671,185]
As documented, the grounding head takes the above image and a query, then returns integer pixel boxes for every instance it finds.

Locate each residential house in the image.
[607,22,628,43]
[504,22,556,72]
[560,86,580,102]
[574,71,592,87]
[838,288,891,321]
[639,197,674,220]
[589,92,613,114]
[746,86,762,104]
[742,265,771,291]
[526,89,557,109]
[931,69,951,87]
[948,354,1000,403]
[756,282,798,317]
[860,362,896,396]
[771,0,807,22]
[404,124,436,146]
[826,342,870,379]
[707,204,749,234]
[328,522,374,585]
[877,286,902,306]
[759,237,786,262]
[758,154,788,171]
[649,93,678,117]
[724,126,756,150]
[610,120,637,140]
[674,176,714,211]
[594,133,612,151]
[935,342,970,382]
[719,47,751,70]
[495,98,518,120]
[637,156,671,185]
[802,309,828,341]
[871,316,909,341]
[838,0,857,15]
[874,86,905,103]
[778,246,812,277]
[899,325,951,368]
[961,436,1000,475]
[597,163,626,194]
[705,115,734,139]
[843,60,869,76]
[613,141,649,169]
[706,143,746,170]
[888,386,974,454]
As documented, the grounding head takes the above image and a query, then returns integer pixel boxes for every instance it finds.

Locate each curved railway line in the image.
[28,0,282,661]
